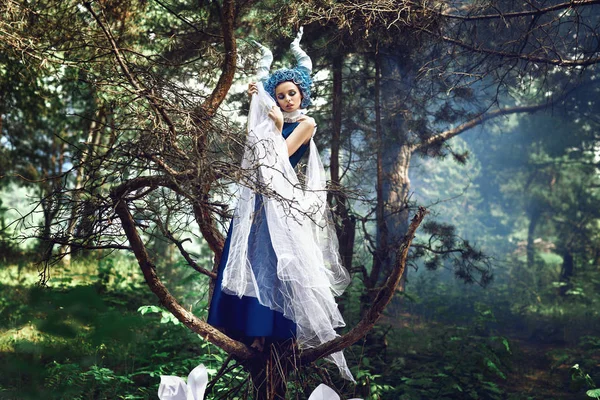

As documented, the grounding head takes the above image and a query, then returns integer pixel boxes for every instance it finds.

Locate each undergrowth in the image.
[1,255,599,399]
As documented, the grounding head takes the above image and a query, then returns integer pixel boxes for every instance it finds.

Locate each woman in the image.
[207,29,353,381]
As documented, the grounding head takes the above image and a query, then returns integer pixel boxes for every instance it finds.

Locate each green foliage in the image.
[334,302,512,400]
[2,246,600,399]
[570,363,600,399]
[138,305,181,326]
[44,362,136,400]
[0,259,241,399]
[353,363,394,399]
[391,308,510,400]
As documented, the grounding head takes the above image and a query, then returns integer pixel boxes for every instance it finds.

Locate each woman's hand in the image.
[247,82,258,97]
[296,115,316,127]
[297,115,316,137]
[268,106,284,132]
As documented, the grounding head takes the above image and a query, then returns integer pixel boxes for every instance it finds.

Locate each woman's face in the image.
[275,81,303,112]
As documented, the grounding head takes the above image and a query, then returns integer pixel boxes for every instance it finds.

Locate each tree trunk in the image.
[59,105,105,262]
[369,51,388,290]
[383,145,412,291]
[559,250,574,296]
[247,347,290,400]
[378,53,412,291]
[526,208,540,269]
[328,53,355,269]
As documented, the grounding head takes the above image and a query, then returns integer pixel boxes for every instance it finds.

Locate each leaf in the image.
[485,358,506,379]
[502,338,511,353]
[587,389,600,399]
[452,383,463,392]
[137,305,162,315]
[160,311,180,325]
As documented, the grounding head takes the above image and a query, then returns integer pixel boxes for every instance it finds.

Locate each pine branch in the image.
[413,101,554,152]
[300,206,427,364]
[425,28,600,67]
[110,179,254,360]
[437,0,600,21]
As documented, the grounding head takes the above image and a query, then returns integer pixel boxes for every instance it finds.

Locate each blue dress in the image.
[207,122,309,340]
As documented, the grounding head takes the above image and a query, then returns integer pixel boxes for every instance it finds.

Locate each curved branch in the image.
[200,0,237,117]
[119,172,226,263]
[84,3,178,138]
[188,0,236,261]
[438,0,600,21]
[412,100,555,152]
[110,182,254,360]
[153,0,223,38]
[111,173,193,198]
[164,229,217,279]
[193,203,225,266]
[412,243,464,256]
[300,206,427,364]
[111,174,221,279]
[425,28,600,67]
[38,238,131,251]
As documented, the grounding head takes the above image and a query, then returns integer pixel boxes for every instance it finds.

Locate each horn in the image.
[253,41,273,82]
[290,27,312,72]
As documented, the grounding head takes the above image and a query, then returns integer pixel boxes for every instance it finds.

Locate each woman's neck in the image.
[282,109,306,123]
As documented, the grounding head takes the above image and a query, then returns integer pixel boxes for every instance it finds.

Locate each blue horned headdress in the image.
[255,28,313,109]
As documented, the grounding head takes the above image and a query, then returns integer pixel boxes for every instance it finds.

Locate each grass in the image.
[0,256,230,400]
[1,255,599,399]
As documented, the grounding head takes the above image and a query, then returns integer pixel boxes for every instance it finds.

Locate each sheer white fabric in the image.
[221,84,353,381]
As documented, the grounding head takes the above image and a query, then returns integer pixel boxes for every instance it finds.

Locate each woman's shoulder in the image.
[282,109,307,123]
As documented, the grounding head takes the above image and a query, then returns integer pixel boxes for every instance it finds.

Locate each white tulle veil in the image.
[220,81,353,380]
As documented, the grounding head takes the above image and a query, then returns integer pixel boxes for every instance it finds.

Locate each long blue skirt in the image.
[207,122,308,340]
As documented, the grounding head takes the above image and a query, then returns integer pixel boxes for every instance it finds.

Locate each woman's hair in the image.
[264,66,312,108]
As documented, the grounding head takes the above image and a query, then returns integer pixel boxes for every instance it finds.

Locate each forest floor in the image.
[505,335,576,399]
[385,311,597,399]
[1,261,598,399]
[495,318,600,400]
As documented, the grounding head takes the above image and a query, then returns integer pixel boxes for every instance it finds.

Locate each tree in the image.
[3,0,600,398]
[1,1,426,397]
[470,78,600,293]
[295,0,600,291]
